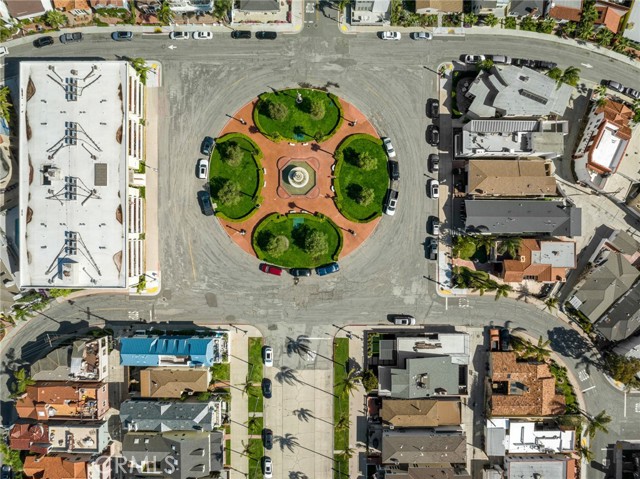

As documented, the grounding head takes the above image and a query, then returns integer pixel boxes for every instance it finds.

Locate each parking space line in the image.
[581,385,596,393]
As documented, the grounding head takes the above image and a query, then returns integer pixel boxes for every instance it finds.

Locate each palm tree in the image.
[577,443,594,463]
[474,235,494,255]
[213,0,232,21]
[240,440,253,457]
[464,13,478,26]
[612,34,631,53]
[477,59,495,71]
[129,58,151,85]
[520,16,537,31]
[245,415,260,431]
[12,368,35,397]
[336,0,350,23]
[337,370,361,397]
[577,22,594,40]
[494,283,512,301]
[593,84,607,98]
[240,375,252,397]
[537,17,556,34]
[595,27,614,46]
[337,447,356,461]
[544,297,559,312]
[560,66,581,87]
[585,410,612,438]
[596,96,607,107]
[581,0,599,23]
[532,335,551,362]
[44,10,67,29]
[547,67,563,81]
[484,13,500,27]
[335,415,351,431]
[157,1,174,25]
[562,21,577,37]
[0,86,12,123]
[498,237,521,259]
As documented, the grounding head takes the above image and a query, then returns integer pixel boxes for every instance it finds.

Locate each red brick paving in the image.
[216,96,382,260]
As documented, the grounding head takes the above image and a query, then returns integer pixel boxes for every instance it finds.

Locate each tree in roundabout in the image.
[209,133,264,221]
[253,213,343,268]
[333,134,389,222]
[253,88,343,142]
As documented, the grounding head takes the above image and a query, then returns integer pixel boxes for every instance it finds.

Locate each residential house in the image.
[10,423,51,454]
[470,0,509,17]
[31,337,110,382]
[23,456,88,479]
[382,430,467,466]
[119,400,224,431]
[455,119,568,159]
[489,351,566,417]
[548,0,582,22]
[90,0,129,8]
[52,0,90,11]
[595,0,629,34]
[11,421,110,455]
[623,0,640,43]
[350,0,391,25]
[377,333,469,398]
[5,0,52,19]
[381,465,471,479]
[16,382,109,421]
[414,0,463,14]
[464,199,582,237]
[119,333,228,367]
[501,239,576,283]
[485,418,575,456]
[139,367,210,398]
[464,66,572,119]
[504,454,576,479]
[380,399,461,428]
[466,159,557,198]
[594,281,640,342]
[573,99,633,191]
[508,0,546,17]
[165,0,212,12]
[122,430,224,479]
[236,0,279,11]
[614,334,640,361]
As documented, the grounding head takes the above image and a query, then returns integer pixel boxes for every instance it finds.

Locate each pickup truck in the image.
[489,328,501,351]
[59,32,83,44]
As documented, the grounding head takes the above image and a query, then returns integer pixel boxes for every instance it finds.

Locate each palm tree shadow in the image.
[276,433,299,453]
[293,408,313,422]
[276,366,301,386]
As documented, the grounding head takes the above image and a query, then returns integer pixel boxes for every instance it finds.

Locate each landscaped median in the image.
[246,337,264,479]
[253,88,344,143]
[333,134,388,223]
[252,213,343,268]
[209,133,264,222]
[333,337,350,479]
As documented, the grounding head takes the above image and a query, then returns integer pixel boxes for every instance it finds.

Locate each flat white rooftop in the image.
[508,421,574,454]
[534,241,576,268]
[591,125,627,172]
[18,62,129,288]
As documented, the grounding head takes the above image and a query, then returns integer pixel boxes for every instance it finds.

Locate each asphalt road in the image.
[3,20,640,478]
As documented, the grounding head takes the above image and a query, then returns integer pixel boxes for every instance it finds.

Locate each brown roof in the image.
[490,352,566,417]
[467,159,557,197]
[16,382,107,420]
[23,456,87,479]
[502,239,575,283]
[5,0,50,17]
[595,1,629,33]
[586,99,633,174]
[139,367,209,398]
[548,4,582,22]
[415,0,463,13]
[9,423,50,454]
[380,399,461,427]
[53,0,90,10]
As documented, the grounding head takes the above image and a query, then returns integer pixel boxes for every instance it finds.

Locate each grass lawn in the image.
[333,338,350,451]
[210,134,263,220]
[450,70,477,118]
[211,362,230,383]
[248,386,264,414]
[225,438,231,465]
[248,415,263,436]
[248,337,264,384]
[247,439,263,479]
[334,134,388,222]
[253,213,343,268]
[254,89,342,142]
[333,454,349,479]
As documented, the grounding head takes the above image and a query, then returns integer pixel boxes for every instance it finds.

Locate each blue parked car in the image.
[315,262,340,276]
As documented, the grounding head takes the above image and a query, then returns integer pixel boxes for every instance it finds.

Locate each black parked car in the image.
[33,36,54,48]
[256,31,277,40]
[201,136,215,156]
[428,154,439,172]
[426,99,439,119]
[262,378,272,398]
[231,30,251,39]
[426,125,440,146]
[197,191,214,216]
[533,60,557,70]
[262,429,273,450]
[289,268,312,277]
[388,160,400,181]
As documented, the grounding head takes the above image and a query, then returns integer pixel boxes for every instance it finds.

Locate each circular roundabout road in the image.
[2,27,640,478]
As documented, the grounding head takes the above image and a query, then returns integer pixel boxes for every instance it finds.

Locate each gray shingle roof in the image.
[382,357,461,399]
[120,400,216,432]
[464,199,582,236]
[574,252,640,322]
[595,280,640,341]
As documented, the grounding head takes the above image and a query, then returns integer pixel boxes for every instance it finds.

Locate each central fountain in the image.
[288,166,310,189]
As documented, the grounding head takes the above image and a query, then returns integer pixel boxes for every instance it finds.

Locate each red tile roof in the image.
[23,456,87,479]
[9,423,49,454]
[595,1,629,33]
[549,5,582,22]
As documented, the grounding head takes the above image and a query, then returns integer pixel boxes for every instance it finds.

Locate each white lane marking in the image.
[578,370,590,381]
[581,385,596,393]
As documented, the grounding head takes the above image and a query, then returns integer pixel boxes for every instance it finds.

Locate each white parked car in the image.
[410,32,433,40]
[381,31,401,40]
[429,179,439,199]
[382,137,396,158]
[197,158,208,179]
[193,31,213,40]
[262,346,273,367]
[169,31,190,40]
[464,54,486,64]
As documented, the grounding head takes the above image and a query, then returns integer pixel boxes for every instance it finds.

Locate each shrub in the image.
[362,369,378,393]
[356,186,375,206]
[265,235,289,257]
[222,142,243,167]
[267,101,288,121]
[217,180,242,205]
[452,236,477,260]
[355,151,377,171]
[304,229,328,257]
[309,98,326,120]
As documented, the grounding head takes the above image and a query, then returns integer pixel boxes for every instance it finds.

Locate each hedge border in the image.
[332,133,385,223]
[251,212,344,266]
[252,89,344,143]
[211,132,265,223]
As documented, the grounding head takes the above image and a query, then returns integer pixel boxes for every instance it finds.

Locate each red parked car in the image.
[259,263,283,276]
